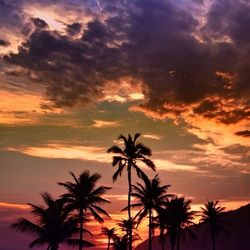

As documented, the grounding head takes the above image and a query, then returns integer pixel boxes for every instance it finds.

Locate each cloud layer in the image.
[1,0,249,125]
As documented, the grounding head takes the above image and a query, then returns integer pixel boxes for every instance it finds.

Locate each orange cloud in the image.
[0,201,29,210]
[101,77,145,103]
[143,133,163,140]
[7,144,111,163]
[0,89,62,124]
[93,119,120,128]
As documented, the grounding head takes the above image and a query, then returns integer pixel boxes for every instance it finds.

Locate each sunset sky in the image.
[0,0,250,249]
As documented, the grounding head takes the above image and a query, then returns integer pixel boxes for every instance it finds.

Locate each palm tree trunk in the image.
[149,208,152,250]
[50,243,59,250]
[170,240,174,250]
[170,233,175,250]
[107,237,110,250]
[161,232,165,250]
[79,208,84,250]
[211,231,215,250]
[128,167,132,250]
[176,230,180,250]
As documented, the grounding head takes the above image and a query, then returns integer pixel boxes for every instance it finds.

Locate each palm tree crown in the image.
[11,192,81,250]
[107,133,156,182]
[101,227,116,250]
[107,133,156,250]
[58,170,111,250]
[167,196,196,250]
[129,174,171,250]
[200,200,227,250]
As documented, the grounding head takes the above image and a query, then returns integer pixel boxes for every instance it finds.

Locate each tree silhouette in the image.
[58,170,111,250]
[11,192,93,250]
[128,174,171,250]
[112,234,129,250]
[107,133,156,250]
[117,217,141,242]
[200,200,227,250]
[167,196,196,250]
[152,206,169,250]
[101,227,116,250]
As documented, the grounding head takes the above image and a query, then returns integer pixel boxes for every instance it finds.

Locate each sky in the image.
[0,0,249,249]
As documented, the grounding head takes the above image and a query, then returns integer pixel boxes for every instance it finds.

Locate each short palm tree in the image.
[167,196,196,250]
[117,217,141,242]
[101,227,116,250]
[107,133,156,250]
[128,174,171,250]
[58,170,111,250]
[11,192,92,250]
[200,200,227,250]
[153,206,169,250]
[112,234,129,250]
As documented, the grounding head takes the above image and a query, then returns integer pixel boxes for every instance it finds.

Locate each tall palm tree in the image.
[11,192,94,250]
[58,170,111,250]
[101,227,116,250]
[200,200,227,250]
[166,196,196,250]
[107,133,156,250]
[128,174,171,250]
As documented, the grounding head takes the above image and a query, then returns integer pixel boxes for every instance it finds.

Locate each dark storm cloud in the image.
[66,22,82,36]
[235,130,250,137]
[0,39,9,46]
[31,17,49,29]
[3,0,250,123]
[0,0,23,27]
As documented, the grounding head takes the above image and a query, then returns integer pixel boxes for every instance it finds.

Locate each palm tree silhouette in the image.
[200,200,227,250]
[128,174,171,250]
[58,170,111,250]
[107,133,156,250]
[117,217,141,242]
[11,192,93,250]
[153,206,169,250]
[101,227,116,250]
[112,234,129,250]
[167,196,196,250]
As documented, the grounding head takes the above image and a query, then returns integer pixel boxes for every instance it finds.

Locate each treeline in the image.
[12,133,227,250]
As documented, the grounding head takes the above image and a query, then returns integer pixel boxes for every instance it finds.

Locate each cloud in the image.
[143,134,163,140]
[0,39,9,46]
[2,0,249,126]
[6,143,111,163]
[93,119,120,128]
[235,130,250,137]
[0,201,29,210]
[0,90,62,124]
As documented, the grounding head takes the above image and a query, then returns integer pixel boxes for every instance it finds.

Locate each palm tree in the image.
[166,196,196,250]
[101,227,116,250]
[117,217,141,241]
[153,207,169,250]
[58,170,111,250]
[128,174,171,250]
[107,133,156,250]
[112,234,129,250]
[200,200,227,250]
[11,192,94,250]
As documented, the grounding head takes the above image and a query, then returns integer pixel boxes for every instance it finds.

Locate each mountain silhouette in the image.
[135,203,250,250]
